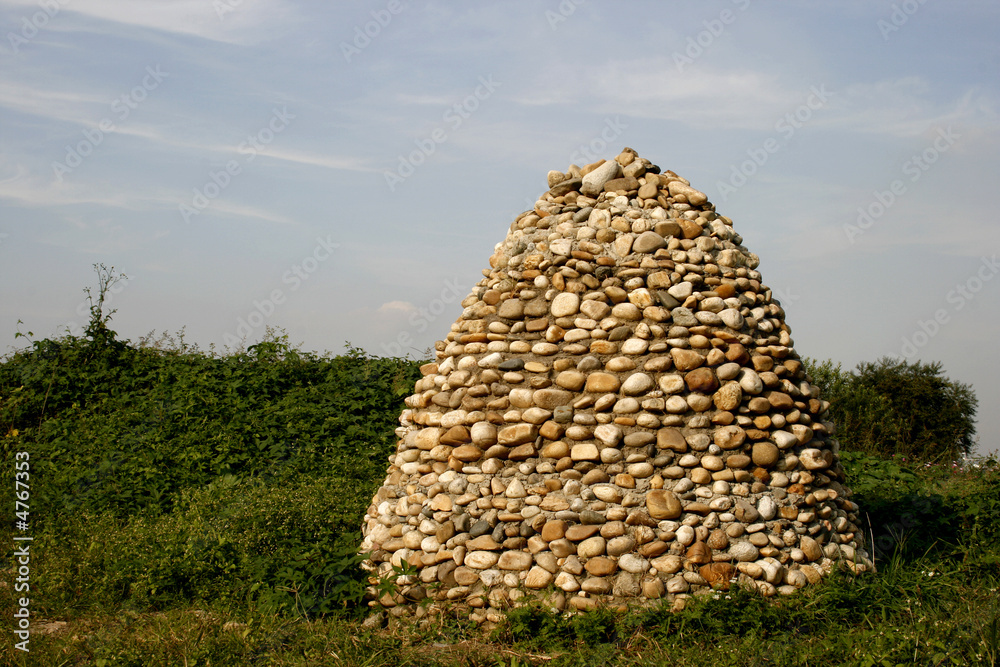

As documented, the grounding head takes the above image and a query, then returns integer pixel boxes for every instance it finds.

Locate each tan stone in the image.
[578,536,607,558]
[452,445,484,461]
[498,551,533,571]
[707,529,730,550]
[541,441,569,458]
[540,496,571,512]
[799,536,823,562]
[565,524,601,541]
[767,391,794,409]
[430,494,453,512]
[416,427,443,450]
[699,562,737,589]
[726,453,751,469]
[467,535,500,550]
[584,557,618,576]
[509,443,538,460]
[533,388,573,409]
[667,180,708,206]
[541,520,567,542]
[539,421,564,440]
[453,566,480,586]
[580,299,611,320]
[571,443,600,461]
[524,566,553,589]
[686,541,712,565]
[690,468,712,484]
[440,425,471,445]
[671,348,704,371]
[465,551,500,569]
[646,490,682,519]
[678,219,703,239]
[549,538,576,557]
[752,442,780,467]
[800,448,832,470]
[713,382,743,411]
[685,367,719,393]
[651,554,683,574]
[590,340,618,355]
[584,372,621,393]
[714,425,746,450]
[555,370,586,391]
[551,292,581,318]
[656,428,687,452]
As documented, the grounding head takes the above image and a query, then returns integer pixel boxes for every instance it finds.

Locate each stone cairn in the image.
[361,148,872,624]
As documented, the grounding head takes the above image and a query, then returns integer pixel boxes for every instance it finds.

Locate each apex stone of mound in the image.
[362,148,871,624]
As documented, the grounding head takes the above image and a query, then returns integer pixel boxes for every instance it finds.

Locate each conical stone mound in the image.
[362,148,871,623]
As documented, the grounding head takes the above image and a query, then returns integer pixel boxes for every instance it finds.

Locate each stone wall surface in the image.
[361,148,871,624]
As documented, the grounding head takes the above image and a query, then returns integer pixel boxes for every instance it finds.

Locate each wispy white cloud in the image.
[514,61,998,139]
[0,160,294,225]
[377,300,416,315]
[2,0,301,46]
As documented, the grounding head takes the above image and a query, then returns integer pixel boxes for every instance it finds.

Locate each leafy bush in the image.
[804,357,978,462]
[1,329,419,524]
[37,472,374,617]
[840,451,1000,562]
[0,272,422,616]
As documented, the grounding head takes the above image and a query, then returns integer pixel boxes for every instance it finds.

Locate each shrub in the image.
[804,356,977,462]
[1,270,422,616]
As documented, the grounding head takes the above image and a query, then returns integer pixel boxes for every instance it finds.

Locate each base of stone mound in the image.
[366,551,873,624]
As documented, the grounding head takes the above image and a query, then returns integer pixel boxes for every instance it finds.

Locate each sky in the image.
[1,0,997,456]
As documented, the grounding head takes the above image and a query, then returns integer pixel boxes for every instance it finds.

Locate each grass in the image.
[11,501,999,666]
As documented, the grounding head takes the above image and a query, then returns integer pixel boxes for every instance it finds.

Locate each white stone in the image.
[719,309,744,329]
[621,338,649,355]
[551,292,581,317]
[622,373,654,395]
[618,553,649,574]
[555,572,580,592]
[659,375,685,394]
[739,369,763,394]
[594,424,623,446]
[757,496,777,520]
[667,282,693,299]
[729,541,759,562]
[478,352,504,368]
[773,430,798,449]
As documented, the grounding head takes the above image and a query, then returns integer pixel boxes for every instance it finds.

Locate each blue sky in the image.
[1,0,997,456]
